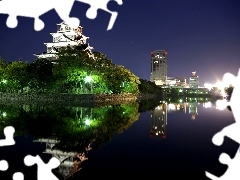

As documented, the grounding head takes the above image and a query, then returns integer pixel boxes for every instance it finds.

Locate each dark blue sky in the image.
[0,0,240,86]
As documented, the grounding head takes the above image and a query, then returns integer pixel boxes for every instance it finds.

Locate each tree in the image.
[0,57,8,92]
[224,85,234,97]
[53,48,139,94]
[4,61,29,93]
[27,58,54,93]
[53,49,109,94]
[138,79,162,94]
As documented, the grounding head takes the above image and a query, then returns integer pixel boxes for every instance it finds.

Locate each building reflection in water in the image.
[188,102,198,120]
[203,101,212,108]
[34,137,92,179]
[150,102,167,139]
[149,98,215,139]
[33,107,94,179]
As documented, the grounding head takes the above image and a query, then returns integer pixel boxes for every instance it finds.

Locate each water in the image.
[0,98,238,180]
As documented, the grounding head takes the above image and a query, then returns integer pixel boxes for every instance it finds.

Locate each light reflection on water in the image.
[0,98,238,179]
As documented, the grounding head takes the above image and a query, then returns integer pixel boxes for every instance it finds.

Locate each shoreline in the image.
[0,93,156,107]
[0,93,222,106]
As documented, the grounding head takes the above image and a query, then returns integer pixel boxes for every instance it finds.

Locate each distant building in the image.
[33,21,94,62]
[150,50,168,85]
[189,71,199,88]
[167,77,187,87]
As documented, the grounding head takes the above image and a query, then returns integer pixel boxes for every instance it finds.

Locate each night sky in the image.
[0,0,240,86]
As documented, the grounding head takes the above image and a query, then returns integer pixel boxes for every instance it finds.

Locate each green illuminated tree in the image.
[0,58,8,92]
[27,58,54,93]
[0,47,141,95]
[52,48,139,94]
[4,61,28,93]
[0,102,140,152]
[53,49,109,94]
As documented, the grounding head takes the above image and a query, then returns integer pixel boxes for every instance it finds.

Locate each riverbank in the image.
[0,93,159,107]
[0,92,222,107]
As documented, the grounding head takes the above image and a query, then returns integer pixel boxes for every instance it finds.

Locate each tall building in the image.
[150,50,168,85]
[189,71,199,88]
[34,21,94,61]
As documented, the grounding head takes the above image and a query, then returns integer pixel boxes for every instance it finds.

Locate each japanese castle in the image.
[34,21,94,61]
[34,137,92,179]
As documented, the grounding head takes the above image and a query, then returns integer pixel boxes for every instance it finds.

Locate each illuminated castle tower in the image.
[150,50,168,85]
[149,103,167,139]
[34,21,94,61]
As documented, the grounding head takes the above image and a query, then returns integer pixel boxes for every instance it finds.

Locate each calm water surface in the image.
[0,98,238,180]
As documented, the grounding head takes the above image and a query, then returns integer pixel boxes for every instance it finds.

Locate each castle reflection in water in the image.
[149,97,214,140]
[0,97,217,179]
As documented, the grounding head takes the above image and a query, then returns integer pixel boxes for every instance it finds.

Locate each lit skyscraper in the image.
[189,71,199,88]
[150,50,168,85]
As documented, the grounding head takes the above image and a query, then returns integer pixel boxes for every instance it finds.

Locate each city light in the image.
[203,102,211,108]
[204,83,213,90]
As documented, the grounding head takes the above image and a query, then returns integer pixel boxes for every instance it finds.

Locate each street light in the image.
[85,118,91,126]
[85,76,92,93]
[85,76,92,83]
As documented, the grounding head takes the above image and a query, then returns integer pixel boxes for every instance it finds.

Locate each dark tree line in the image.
[138,79,162,94]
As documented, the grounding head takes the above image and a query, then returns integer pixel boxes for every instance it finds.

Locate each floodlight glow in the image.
[204,83,212,90]
[85,76,92,83]
[85,119,91,126]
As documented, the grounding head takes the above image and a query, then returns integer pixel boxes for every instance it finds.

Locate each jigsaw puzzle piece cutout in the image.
[205,147,240,180]
[0,0,79,30]
[0,160,8,171]
[12,172,24,180]
[76,0,123,30]
[212,122,240,146]
[0,159,24,180]
[52,0,80,28]
[24,155,60,180]
[219,69,240,120]
[213,69,240,146]
[0,0,53,30]
[215,100,230,111]
[206,69,240,180]
[0,126,15,146]
[107,0,123,11]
